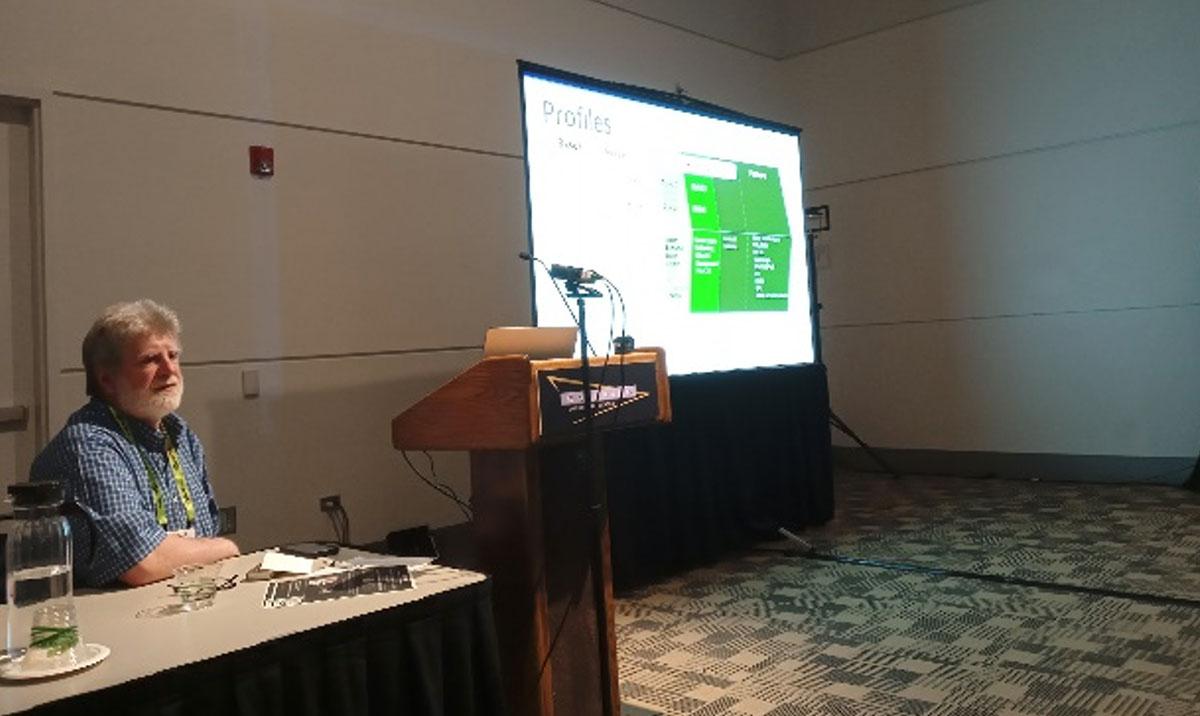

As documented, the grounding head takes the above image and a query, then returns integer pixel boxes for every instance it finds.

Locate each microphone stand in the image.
[565,281,604,461]
[562,277,616,716]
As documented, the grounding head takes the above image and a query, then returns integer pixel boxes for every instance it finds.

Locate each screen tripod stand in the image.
[806,205,903,480]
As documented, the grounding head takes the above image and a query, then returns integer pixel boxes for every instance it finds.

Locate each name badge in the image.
[170,528,197,539]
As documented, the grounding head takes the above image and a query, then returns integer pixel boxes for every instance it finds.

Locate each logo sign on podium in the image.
[537,362,660,440]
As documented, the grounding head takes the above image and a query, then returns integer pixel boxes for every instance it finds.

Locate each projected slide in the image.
[685,161,791,313]
[520,65,814,375]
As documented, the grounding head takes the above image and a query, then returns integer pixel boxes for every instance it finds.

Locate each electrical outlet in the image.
[217,506,237,535]
[319,495,341,513]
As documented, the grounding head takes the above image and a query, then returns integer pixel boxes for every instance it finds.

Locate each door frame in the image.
[1,85,50,459]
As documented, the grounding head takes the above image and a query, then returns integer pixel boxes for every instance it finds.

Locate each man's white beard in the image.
[116,380,184,427]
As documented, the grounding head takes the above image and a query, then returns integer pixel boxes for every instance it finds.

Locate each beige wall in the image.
[0,0,780,549]
[783,0,1200,459]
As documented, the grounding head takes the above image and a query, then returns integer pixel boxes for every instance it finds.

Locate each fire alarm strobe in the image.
[249,146,274,177]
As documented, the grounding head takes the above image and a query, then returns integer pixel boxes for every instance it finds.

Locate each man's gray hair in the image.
[83,299,182,397]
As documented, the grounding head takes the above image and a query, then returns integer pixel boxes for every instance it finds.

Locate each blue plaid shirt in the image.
[30,398,221,587]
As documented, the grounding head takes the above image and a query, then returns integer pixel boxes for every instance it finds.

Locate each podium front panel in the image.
[536,361,660,441]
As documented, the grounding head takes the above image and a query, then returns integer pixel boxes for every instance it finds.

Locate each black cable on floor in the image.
[772,528,1200,611]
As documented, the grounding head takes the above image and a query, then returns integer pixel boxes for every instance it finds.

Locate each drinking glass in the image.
[171,563,221,611]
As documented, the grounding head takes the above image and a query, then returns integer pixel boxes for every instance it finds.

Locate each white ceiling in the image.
[590,0,986,59]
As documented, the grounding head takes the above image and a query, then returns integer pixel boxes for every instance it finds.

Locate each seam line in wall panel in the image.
[52,91,523,160]
[822,301,1200,330]
[776,0,995,60]
[587,0,994,61]
[57,345,483,374]
[585,0,783,60]
[808,117,1200,192]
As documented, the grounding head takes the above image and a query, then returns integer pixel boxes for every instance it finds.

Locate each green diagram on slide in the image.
[685,161,792,312]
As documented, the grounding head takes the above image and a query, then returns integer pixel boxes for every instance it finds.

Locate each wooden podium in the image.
[392,348,671,716]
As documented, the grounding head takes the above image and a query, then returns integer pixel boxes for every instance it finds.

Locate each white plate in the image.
[0,643,110,680]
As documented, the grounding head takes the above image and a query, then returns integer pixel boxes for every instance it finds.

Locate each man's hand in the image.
[119,534,241,586]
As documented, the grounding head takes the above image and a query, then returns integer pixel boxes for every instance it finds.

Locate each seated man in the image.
[31,299,239,587]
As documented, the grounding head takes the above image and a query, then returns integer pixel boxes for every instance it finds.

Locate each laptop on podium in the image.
[483,326,578,360]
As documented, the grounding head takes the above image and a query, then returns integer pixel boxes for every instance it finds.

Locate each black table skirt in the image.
[606,363,834,591]
[24,579,506,716]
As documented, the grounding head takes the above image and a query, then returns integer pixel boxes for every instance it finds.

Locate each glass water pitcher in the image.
[4,481,81,668]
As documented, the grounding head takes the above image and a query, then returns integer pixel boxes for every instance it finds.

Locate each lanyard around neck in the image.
[108,405,197,529]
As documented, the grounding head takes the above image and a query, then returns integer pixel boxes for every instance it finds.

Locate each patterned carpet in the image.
[808,472,1200,602]
[616,471,1200,715]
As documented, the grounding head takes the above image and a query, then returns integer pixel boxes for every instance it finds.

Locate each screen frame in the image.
[516,60,821,372]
